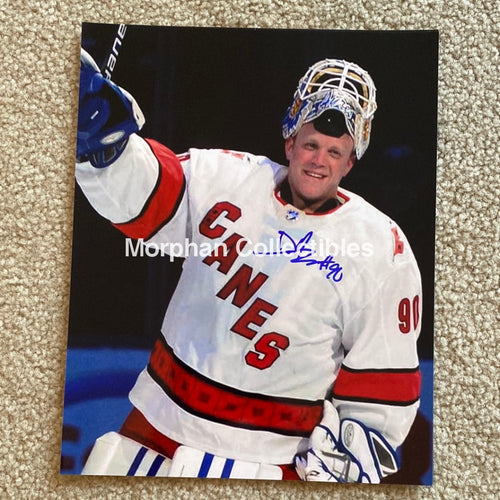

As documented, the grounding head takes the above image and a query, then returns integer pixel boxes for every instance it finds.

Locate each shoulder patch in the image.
[391,226,405,256]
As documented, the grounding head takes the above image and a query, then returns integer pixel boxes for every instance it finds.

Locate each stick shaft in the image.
[102,24,127,79]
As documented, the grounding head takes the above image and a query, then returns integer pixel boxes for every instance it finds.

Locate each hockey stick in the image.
[102,24,127,80]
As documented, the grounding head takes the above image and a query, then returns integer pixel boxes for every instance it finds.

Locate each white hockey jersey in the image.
[76,134,422,465]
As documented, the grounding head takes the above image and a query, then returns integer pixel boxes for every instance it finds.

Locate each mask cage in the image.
[282,59,377,159]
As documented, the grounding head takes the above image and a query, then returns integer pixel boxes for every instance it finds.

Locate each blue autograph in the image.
[255,230,343,282]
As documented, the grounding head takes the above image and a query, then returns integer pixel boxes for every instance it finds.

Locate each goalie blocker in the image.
[294,401,399,483]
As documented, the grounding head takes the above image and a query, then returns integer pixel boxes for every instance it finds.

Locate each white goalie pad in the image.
[168,445,283,480]
[81,432,171,476]
[81,432,283,480]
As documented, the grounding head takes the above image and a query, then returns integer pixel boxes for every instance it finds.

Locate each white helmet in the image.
[282,59,377,159]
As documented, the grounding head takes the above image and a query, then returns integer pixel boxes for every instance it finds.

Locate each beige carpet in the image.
[1,1,498,499]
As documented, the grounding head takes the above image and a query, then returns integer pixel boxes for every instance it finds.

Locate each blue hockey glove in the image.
[294,400,399,483]
[76,48,145,168]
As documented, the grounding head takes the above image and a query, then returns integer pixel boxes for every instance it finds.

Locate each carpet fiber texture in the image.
[0,1,498,499]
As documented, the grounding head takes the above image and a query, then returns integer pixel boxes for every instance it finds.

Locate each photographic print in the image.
[61,23,437,485]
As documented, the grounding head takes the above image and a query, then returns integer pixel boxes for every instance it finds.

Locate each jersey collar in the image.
[275,178,346,215]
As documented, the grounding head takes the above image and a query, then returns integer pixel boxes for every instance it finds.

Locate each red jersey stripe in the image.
[332,365,421,406]
[112,139,185,240]
[147,337,323,437]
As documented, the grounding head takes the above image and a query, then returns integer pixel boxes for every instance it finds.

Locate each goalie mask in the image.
[282,59,377,159]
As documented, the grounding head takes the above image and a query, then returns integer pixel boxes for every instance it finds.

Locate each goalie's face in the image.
[285,123,356,213]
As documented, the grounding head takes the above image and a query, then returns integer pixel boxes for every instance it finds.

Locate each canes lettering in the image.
[199,202,290,369]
